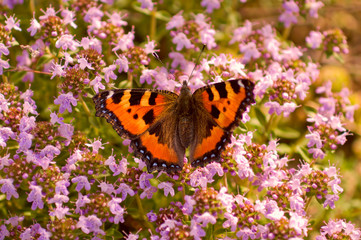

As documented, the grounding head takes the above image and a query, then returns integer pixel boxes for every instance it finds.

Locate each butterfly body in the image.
[93,79,255,173]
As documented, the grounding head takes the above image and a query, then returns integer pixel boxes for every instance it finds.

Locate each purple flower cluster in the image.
[0,0,359,239]
[306,81,357,159]
[279,0,324,27]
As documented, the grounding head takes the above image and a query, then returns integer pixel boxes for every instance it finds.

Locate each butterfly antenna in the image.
[152,52,164,65]
[152,52,177,81]
[189,44,206,82]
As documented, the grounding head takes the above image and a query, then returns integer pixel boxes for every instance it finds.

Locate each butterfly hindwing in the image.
[93,89,184,172]
[131,119,185,172]
[190,79,255,166]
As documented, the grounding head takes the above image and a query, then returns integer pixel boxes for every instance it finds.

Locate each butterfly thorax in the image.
[176,82,195,148]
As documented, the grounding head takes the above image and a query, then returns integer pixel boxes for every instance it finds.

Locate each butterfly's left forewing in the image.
[190,79,255,167]
[93,89,184,172]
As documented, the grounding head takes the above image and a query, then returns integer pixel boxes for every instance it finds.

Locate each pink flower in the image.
[0,178,19,200]
[72,176,91,192]
[196,212,216,227]
[5,14,21,31]
[223,212,238,231]
[289,212,308,236]
[279,11,298,28]
[50,62,65,79]
[166,12,185,30]
[309,147,325,159]
[307,0,324,18]
[27,184,44,210]
[138,0,154,11]
[90,76,105,93]
[306,31,324,49]
[230,20,252,44]
[107,12,128,27]
[85,138,106,153]
[61,9,77,28]
[55,34,79,51]
[78,57,94,70]
[115,54,129,73]
[158,182,174,197]
[0,59,10,75]
[201,0,221,13]
[112,31,134,52]
[54,92,77,113]
[77,215,105,235]
[239,42,261,63]
[283,0,299,12]
[84,6,104,23]
[27,16,41,36]
[172,32,194,51]
[39,7,56,20]
[103,64,117,82]
[144,39,157,54]
[200,28,216,49]
[306,131,323,148]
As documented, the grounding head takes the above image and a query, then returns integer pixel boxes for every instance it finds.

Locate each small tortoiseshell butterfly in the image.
[93,79,255,173]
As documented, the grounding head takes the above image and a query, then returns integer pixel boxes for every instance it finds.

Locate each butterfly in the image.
[93,79,255,173]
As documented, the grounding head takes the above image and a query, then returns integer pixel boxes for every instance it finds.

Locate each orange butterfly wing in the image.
[190,79,255,166]
[93,89,184,172]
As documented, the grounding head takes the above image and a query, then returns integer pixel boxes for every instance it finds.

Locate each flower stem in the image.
[150,9,157,40]
[135,194,155,233]
[79,95,91,117]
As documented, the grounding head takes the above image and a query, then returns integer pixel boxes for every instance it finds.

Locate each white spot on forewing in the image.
[107,91,114,99]
[237,80,244,88]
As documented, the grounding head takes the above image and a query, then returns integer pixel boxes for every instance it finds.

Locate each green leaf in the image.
[303,105,317,114]
[37,54,54,67]
[274,127,300,139]
[297,146,311,163]
[277,143,292,154]
[255,107,267,126]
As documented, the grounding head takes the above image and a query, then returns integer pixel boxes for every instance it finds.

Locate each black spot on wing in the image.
[149,92,157,105]
[127,108,131,113]
[129,91,144,106]
[112,91,124,104]
[205,120,216,137]
[215,82,227,98]
[230,80,241,94]
[206,87,214,101]
[143,109,155,125]
[148,122,165,144]
[133,114,138,119]
[211,105,220,119]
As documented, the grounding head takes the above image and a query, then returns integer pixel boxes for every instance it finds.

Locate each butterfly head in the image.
[180,80,191,93]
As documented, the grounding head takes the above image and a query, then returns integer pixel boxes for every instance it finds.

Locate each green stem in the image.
[2,75,8,84]
[304,196,312,211]
[264,113,275,135]
[79,95,91,117]
[282,25,292,40]
[150,9,157,41]
[135,194,155,233]
[318,50,324,64]
[128,72,133,88]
